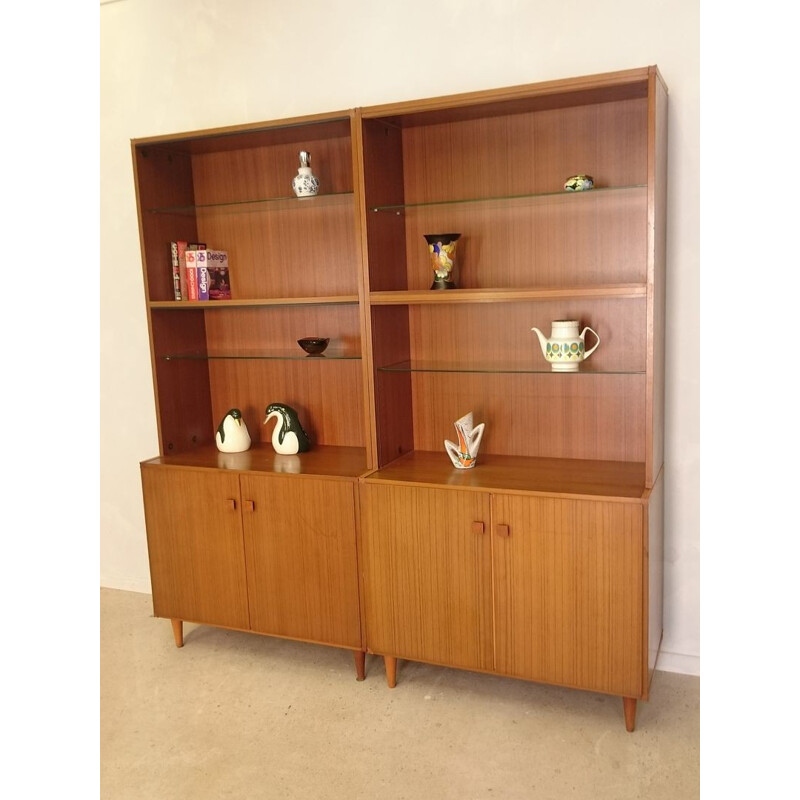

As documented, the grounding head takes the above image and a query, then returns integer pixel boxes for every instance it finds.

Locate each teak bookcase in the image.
[132,66,667,732]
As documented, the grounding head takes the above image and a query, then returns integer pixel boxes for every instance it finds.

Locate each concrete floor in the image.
[101,588,699,799]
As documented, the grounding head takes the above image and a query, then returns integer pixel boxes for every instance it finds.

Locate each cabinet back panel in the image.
[370,306,414,465]
[401,99,647,202]
[191,135,358,299]
[362,120,409,292]
[134,148,199,302]
[150,309,213,452]
[395,99,648,290]
[400,189,647,290]
[411,372,645,463]
[203,305,361,354]
[207,359,365,449]
[409,300,646,372]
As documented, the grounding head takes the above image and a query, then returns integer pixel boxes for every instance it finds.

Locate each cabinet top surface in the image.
[364,451,647,501]
[359,66,660,125]
[141,444,369,480]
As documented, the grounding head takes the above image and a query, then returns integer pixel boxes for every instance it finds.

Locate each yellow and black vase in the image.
[424,233,461,290]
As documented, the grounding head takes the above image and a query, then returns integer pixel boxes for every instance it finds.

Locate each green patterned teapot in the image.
[531,320,600,372]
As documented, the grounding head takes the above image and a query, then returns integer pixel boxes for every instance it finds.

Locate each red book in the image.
[176,241,206,301]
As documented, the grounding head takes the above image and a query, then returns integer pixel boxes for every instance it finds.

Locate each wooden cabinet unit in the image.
[140,455,366,677]
[357,65,667,732]
[133,111,370,679]
[134,66,667,729]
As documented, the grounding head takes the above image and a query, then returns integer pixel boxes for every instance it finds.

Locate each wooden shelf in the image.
[363,450,647,500]
[142,444,370,480]
[369,285,646,305]
[150,296,359,309]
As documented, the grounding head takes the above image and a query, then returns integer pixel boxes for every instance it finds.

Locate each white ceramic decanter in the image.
[291,150,320,197]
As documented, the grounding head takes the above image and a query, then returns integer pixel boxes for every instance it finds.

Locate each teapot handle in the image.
[581,326,600,359]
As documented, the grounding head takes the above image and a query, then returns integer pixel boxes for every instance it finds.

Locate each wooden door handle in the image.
[496,524,510,537]
[244,499,255,512]
[472,521,485,535]
[226,498,237,511]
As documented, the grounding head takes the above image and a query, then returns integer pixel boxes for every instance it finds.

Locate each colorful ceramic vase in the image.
[531,320,600,372]
[564,174,594,191]
[444,412,485,469]
[292,151,320,197]
[424,233,461,290]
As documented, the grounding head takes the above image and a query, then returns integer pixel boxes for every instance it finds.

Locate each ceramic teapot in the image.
[531,320,600,372]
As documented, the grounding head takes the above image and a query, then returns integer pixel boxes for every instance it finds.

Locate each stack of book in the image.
[170,241,231,301]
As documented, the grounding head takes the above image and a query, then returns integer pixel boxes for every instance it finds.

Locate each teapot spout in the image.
[531,327,548,357]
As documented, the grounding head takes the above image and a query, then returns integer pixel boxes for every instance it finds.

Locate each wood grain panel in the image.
[493,494,643,697]
[644,469,664,696]
[409,372,645,463]
[361,119,409,292]
[142,443,368,478]
[401,100,646,202]
[409,299,646,372]
[141,466,249,629]
[150,309,213,452]
[207,358,365,449]
[359,483,493,671]
[647,71,669,487]
[395,190,647,290]
[201,304,365,448]
[133,116,352,154]
[203,304,362,355]
[133,145,198,302]
[370,306,414,465]
[365,450,646,500]
[241,475,361,648]
[392,99,648,291]
[361,68,650,125]
[190,134,357,299]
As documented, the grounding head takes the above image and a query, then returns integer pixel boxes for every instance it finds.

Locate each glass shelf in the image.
[147,191,354,216]
[162,349,361,362]
[377,360,643,375]
[369,185,646,213]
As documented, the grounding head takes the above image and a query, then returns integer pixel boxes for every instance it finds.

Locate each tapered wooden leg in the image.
[354,650,366,681]
[385,656,397,688]
[623,697,637,732]
[171,619,184,648]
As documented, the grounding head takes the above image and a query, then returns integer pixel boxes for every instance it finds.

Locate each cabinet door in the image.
[240,475,361,649]
[141,466,250,630]
[360,483,493,672]
[493,495,644,697]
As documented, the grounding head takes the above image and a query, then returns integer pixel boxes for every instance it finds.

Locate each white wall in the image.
[100,0,700,675]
